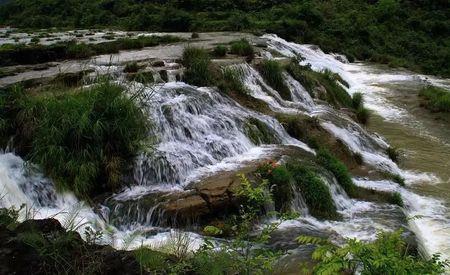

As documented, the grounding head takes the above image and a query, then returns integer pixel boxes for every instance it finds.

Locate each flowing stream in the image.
[1,33,449,266]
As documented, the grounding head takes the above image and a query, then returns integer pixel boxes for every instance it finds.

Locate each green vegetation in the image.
[257,158,338,219]
[0,35,182,66]
[243,117,280,145]
[390,192,404,207]
[229,39,254,57]
[287,161,338,220]
[2,1,446,77]
[419,86,450,113]
[123,62,140,73]
[298,230,448,274]
[181,47,212,87]
[286,61,352,108]
[258,60,291,101]
[391,173,406,186]
[212,44,227,57]
[352,92,364,109]
[257,161,293,212]
[0,82,150,198]
[316,149,356,197]
[387,146,400,163]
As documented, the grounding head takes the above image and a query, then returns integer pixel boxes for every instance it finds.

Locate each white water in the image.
[263,34,450,260]
[1,33,449,263]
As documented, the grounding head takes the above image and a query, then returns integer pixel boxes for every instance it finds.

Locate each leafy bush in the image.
[10,82,150,198]
[182,47,212,87]
[258,162,294,212]
[258,60,292,101]
[316,149,356,197]
[419,86,450,112]
[298,230,448,274]
[123,62,140,73]
[191,32,199,39]
[212,45,227,57]
[286,161,337,219]
[229,39,254,57]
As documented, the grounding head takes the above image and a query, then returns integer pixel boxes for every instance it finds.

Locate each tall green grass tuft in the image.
[182,47,212,87]
[9,82,150,198]
[419,86,450,113]
[229,39,254,57]
[316,149,356,197]
[258,60,292,101]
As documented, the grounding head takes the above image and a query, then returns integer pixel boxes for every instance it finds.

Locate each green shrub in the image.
[356,107,370,124]
[316,149,356,197]
[266,165,294,212]
[66,42,95,59]
[230,39,254,57]
[30,37,40,44]
[15,82,150,198]
[182,47,212,87]
[419,86,450,112]
[299,230,448,274]
[191,32,199,39]
[213,45,227,57]
[135,247,169,273]
[123,62,140,73]
[286,161,338,219]
[258,60,292,101]
[387,147,400,163]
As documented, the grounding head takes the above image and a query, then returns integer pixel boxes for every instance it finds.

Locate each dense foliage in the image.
[0,82,151,198]
[0,0,448,77]
[298,230,449,274]
[419,86,450,113]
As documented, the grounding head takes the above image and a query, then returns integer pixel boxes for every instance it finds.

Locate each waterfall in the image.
[1,33,449,263]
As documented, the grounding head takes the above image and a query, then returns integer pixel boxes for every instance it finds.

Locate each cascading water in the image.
[1,32,449,265]
[262,34,450,260]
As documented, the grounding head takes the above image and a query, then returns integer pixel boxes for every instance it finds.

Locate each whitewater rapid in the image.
[263,34,450,260]
[0,33,449,264]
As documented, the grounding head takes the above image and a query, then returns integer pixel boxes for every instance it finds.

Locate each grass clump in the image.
[286,60,352,108]
[316,149,356,197]
[229,39,254,57]
[391,174,406,186]
[387,146,400,163]
[419,86,450,113]
[182,47,212,87]
[389,192,404,207]
[258,60,292,101]
[4,82,150,198]
[352,92,364,109]
[356,106,371,125]
[243,117,280,145]
[218,67,248,95]
[212,45,227,57]
[257,161,293,212]
[123,62,140,73]
[286,161,338,220]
